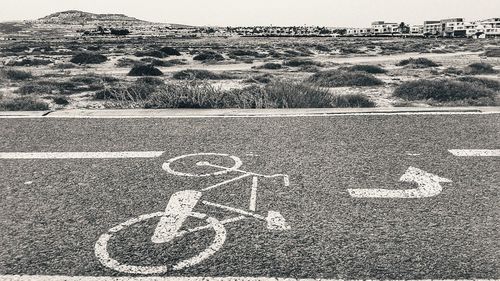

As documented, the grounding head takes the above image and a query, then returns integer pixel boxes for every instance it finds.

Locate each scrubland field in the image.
[0,37,499,110]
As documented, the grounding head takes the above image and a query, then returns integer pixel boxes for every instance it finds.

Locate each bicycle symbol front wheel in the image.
[95,211,226,274]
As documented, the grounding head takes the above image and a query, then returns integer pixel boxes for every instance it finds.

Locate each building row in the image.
[346,18,500,38]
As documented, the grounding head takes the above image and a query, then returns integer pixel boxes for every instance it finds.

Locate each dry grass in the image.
[0,96,49,111]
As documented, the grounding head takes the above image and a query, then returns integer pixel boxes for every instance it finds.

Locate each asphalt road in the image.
[0,113,499,279]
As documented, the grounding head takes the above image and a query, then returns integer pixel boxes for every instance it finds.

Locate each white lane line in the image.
[0,276,498,281]
[449,149,500,157]
[249,176,258,211]
[0,151,164,159]
[1,111,497,119]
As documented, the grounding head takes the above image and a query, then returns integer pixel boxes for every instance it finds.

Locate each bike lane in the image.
[0,114,499,279]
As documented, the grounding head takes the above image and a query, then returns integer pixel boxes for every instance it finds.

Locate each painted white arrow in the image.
[348,167,452,198]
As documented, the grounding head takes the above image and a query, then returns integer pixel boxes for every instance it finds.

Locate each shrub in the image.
[1,69,32,80]
[7,58,52,66]
[465,62,496,75]
[70,52,107,64]
[331,94,376,108]
[17,75,115,95]
[483,49,500,57]
[393,79,495,102]
[258,63,282,70]
[457,77,500,91]
[262,81,333,108]
[116,58,141,68]
[396,57,440,68]
[54,63,77,69]
[244,74,273,84]
[128,65,163,76]
[193,51,224,61]
[134,50,167,58]
[53,96,69,105]
[284,59,322,67]
[344,65,387,74]
[0,97,49,111]
[172,69,234,80]
[160,47,181,56]
[308,70,384,87]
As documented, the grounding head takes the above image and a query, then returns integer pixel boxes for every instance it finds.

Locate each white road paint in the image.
[2,276,495,281]
[95,211,226,274]
[162,153,243,177]
[449,149,500,157]
[266,211,291,231]
[249,176,258,211]
[151,190,202,244]
[202,174,252,191]
[0,151,164,159]
[348,167,452,198]
[202,200,266,220]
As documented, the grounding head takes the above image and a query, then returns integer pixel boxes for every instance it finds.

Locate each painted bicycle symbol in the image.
[95,153,290,274]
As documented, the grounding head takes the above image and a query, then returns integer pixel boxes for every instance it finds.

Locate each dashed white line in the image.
[449,149,500,157]
[0,151,165,159]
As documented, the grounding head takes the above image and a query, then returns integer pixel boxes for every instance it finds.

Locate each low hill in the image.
[37,10,147,24]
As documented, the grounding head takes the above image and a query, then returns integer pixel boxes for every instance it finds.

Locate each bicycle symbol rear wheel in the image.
[95,211,226,274]
[162,153,243,177]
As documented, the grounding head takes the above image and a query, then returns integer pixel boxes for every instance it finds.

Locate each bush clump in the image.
[172,69,234,80]
[396,57,440,68]
[393,79,496,102]
[344,65,387,74]
[331,94,376,108]
[134,50,168,58]
[308,70,384,87]
[160,47,181,56]
[7,58,53,66]
[465,62,497,75]
[193,51,224,62]
[284,59,322,67]
[1,69,33,80]
[258,63,282,70]
[483,49,500,57]
[456,77,500,91]
[128,65,163,76]
[70,52,108,64]
[0,97,49,111]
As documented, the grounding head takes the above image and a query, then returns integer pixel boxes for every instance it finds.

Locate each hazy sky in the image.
[1,0,498,27]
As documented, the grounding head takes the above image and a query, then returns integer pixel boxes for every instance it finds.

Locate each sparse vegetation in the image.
[343,65,387,74]
[128,65,163,76]
[284,59,322,67]
[160,47,181,56]
[257,63,282,70]
[0,97,49,111]
[1,69,33,81]
[331,94,376,108]
[483,49,500,57]
[172,69,235,80]
[193,51,224,61]
[134,50,167,58]
[308,70,384,87]
[70,52,108,64]
[396,57,440,68]
[394,79,497,105]
[465,62,497,75]
[7,58,53,66]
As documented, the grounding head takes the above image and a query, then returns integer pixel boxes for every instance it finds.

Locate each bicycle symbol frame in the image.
[95,153,290,274]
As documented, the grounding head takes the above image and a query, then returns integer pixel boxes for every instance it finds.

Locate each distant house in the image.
[371,21,399,35]
[423,21,441,36]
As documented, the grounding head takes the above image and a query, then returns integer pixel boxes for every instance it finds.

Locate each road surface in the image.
[0,112,498,280]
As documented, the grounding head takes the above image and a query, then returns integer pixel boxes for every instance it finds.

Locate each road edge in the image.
[1,107,500,118]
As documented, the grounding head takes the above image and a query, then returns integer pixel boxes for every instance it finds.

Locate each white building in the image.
[371,21,399,35]
[423,21,441,36]
[346,28,373,36]
[409,25,424,36]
